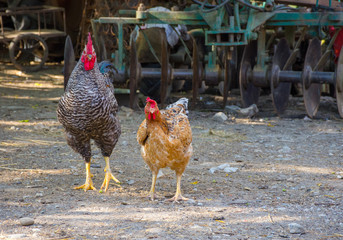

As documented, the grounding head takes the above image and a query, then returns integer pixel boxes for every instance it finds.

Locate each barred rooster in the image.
[57,33,121,192]
[137,97,193,202]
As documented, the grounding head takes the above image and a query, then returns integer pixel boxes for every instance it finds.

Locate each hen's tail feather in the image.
[63,35,76,91]
[166,98,189,115]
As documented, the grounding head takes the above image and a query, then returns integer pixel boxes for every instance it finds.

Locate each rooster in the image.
[137,97,193,202]
[57,33,121,192]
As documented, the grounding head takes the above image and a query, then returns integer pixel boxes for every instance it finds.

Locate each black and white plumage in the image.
[57,33,121,192]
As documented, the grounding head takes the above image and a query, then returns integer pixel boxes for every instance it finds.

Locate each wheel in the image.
[302,37,322,118]
[239,40,260,107]
[9,34,48,72]
[270,38,292,116]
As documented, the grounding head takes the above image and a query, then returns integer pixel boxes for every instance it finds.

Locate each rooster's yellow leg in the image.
[166,173,188,202]
[74,162,96,191]
[147,171,158,201]
[100,157,120,192]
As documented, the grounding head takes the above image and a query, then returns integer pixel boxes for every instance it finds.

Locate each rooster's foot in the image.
[74,179,96,192]
[100,169,121,192]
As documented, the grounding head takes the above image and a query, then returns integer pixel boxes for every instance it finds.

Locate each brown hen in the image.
[137,97,193,202]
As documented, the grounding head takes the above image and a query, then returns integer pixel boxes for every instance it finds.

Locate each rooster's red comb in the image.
[86,32,92,53]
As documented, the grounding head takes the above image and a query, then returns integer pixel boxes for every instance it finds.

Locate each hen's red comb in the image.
[146,97,155,103]
[146,97,156,107]
[86,32,92,53]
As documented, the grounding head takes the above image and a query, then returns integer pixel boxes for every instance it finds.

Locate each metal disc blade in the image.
[336,40,343,118]
[239,40,260,108]
[302,37,321,118]
[271,38,292,116]
[222,47,237,108]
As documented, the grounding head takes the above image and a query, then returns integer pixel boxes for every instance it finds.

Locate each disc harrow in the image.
[90,0,343,117]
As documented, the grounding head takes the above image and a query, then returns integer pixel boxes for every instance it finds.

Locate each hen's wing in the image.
[162,104,192,149]
[137,119,148,145]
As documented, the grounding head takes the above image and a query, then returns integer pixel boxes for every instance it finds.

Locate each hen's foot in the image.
[165,194,189,203]
[145,191,158,201]
[100,169,121,192]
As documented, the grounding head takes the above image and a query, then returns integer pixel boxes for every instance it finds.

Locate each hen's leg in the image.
[147,171,158,201]
[74,161,96,191]
[166,173,188,202]
[100,156,120,192]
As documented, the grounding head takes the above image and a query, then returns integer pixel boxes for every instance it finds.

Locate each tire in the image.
[9,34,48,72]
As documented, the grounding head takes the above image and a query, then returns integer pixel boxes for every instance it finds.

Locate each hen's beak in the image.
[149,108,155,114]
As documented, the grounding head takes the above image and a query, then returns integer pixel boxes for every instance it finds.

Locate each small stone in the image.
[146,227,163,234]
[35,192,43,197]
[213,216,225,220]
[157,170,164,178]
[288,223,305,234]
[238,104,259,118]
[279,146,291,153]
[19,217,34,226]
[337,175,342,179]
[213,112,228,122]
[127,179,135,185]
[225,105,241,113]
[8,234,27,239]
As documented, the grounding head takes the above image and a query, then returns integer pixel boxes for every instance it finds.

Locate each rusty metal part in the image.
[160,32,170,108]
[274,0,338,8]
[336,42,343,118]
[239,40,260,108]
[270,38,292,116]
[302,37,322,118]
[129,34,139,109]
[192,36,200,108]
[222,47,238,108]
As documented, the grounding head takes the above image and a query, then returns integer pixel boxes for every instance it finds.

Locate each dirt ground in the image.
[0,63,342,240]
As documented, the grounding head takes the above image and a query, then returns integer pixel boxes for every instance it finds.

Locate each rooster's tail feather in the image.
[63,35,76,91]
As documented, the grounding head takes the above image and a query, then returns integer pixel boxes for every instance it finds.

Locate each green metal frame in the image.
[91,0,343,85]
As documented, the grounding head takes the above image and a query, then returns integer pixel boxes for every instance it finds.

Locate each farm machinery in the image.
[91,0,343,118]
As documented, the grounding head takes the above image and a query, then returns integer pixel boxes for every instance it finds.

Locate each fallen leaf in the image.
[190,181,199,185]
[19,120,29,122]
[267,123,275,127]
[215,220,225,223]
